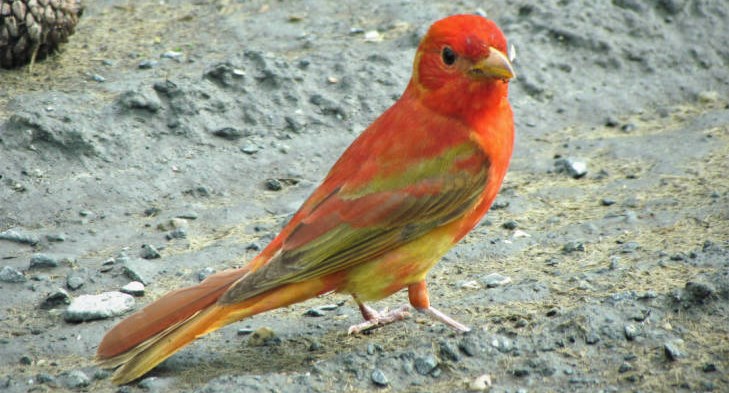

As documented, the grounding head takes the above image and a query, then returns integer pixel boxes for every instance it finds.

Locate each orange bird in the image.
[97,14,515,384]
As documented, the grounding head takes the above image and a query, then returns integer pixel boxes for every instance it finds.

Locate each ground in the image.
[0,1,728,392]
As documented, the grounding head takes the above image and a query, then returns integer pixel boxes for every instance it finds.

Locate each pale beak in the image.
[469,47,516,81]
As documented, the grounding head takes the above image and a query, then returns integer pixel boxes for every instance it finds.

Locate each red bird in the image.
[97,14,515,384]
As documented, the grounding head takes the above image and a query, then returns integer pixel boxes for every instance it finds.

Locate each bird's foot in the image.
[418,306,471,333]
[347,304,411,334]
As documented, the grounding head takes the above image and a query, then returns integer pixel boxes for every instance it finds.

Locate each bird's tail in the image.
[96,266,333,384]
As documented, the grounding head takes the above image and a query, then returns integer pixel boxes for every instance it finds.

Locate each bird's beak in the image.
[469,47,516,81]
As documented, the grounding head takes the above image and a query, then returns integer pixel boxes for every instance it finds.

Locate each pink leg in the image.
[347,303,411,334]
[409,280,470,332]
[347,281,470,334]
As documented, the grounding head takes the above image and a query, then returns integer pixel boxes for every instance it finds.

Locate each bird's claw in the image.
[347,304,412,334]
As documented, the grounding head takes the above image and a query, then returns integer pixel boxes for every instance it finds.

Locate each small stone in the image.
[371,369,389,386]
[64,291,135,322]
[237,328,254,335]
[0,266,26,283]
[585,332,600,345]
[166,227,187,240]
[621,123,636,133]
[601,198,616,206]
[480,273,512,288]
[563,241,585,253]
[502,220,518,230]
[40,288,71,309]
[59,370,90,389]
[36,373,56,385]
[161,51,183,60]
[624,324,639,341]
[0,228,40,245]
[414,355,438,375]
[620,242,640,253]
[703,363,717,372]
[19,355,32,365]
[138,59,158,69]
[212,127,245,140]
[439,340,461,362]
[248,327,277,346]
[91,74,105,82]
[697,90,719,104]
[120,281,145,296]
[123,259,154,285]
[66,273,85,290]
[605,117,619,127]
[554,157,587,178]
[265,178,283,191]
[304,308,325,317]
[46,233,66,242]
[198,267,215,282]
[618,362,633,373]
[513,368,530,377]
[685,281,714,303]
[309,341,323,351]
[468,373,492,391]
[459,337,478,356]
[140,244,161,259]
[664,341,683,361]
[240,144,259,154]
[29,254,60,269]
[364,30,383,42]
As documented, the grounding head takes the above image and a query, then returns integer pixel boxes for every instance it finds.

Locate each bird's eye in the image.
[441,46,457,66]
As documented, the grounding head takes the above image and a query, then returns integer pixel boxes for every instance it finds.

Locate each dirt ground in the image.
[1,1,728,392]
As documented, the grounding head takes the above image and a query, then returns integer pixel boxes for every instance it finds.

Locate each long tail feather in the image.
[96,267,337,384]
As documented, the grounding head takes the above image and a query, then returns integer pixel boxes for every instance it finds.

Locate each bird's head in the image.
[410,14,515,117]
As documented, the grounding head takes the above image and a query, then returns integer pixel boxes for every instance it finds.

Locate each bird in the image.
[96,13,516,384]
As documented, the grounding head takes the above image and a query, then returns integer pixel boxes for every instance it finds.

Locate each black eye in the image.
[441,46,457,66]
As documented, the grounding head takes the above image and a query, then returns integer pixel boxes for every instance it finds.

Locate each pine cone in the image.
[0,0,83,68]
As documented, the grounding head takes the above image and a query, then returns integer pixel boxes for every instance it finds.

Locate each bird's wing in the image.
[220,140,489,303]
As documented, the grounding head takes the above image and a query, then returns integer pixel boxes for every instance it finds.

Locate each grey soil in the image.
[1,1,728,392]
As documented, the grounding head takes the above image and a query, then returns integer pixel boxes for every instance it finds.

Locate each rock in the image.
[468,374,492,391]
[619,362,633,373]
[664,341,683,361]
[0,229,40,246]
[371,369,389,387]
[563,241,585,253]
[248,327,278,346]
[118,90,161,113]
[601,198,616,206]
[63,291,135,322]
[265,178,283,191]
[240,143,260,154]
[40,288,71,309]
[439,340,461,362]
[66,272,85,290]
[166,227,187,240]
[554,157,588,178]
[59,370,90,389]
[46,233,66,242]
[624,324,639,341]
[414,355,438,375]
[140,244,161,259]
[304,308,325,317]
[212,126,246,140]
[697,90,719,104]
[685,281,714,303]
[703,363,717,373]
[29,254,59,269]
[120,281,145,296]
[36,373,56,385]
[198,267,215,282]
[0,266,26,283]
[138,59,158,69]
[480,272,512,288]
[502,220,518,230]
[123,259,155,285]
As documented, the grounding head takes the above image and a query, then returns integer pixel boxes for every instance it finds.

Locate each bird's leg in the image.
[347,299,411,335]
[408,281,470,332]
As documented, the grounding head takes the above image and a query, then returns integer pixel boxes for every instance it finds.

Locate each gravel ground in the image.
[1,1,728,392]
